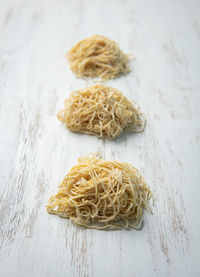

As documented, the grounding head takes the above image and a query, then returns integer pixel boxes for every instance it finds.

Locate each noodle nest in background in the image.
[67,35,131,80]
[57,84,146,139]
[47,153,152,230]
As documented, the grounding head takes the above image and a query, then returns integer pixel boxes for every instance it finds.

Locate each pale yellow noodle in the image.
[67,35,131,80]
[57,84,146,139]
[47,153,152,230]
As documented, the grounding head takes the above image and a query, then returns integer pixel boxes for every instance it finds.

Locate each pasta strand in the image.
[57,84,146,139]
[67,35,131,80]
[47,153,152,230]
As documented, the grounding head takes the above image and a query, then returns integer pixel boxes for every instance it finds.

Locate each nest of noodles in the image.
[47,153,152,230]
[57,84,146,139]
[67,35,131,80]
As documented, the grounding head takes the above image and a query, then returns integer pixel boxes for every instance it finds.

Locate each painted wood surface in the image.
[0,0,200,276]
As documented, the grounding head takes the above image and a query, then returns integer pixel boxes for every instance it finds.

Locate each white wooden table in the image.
[0,0,200,276]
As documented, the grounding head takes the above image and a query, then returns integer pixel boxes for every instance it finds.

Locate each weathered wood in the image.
[0,0,200,276]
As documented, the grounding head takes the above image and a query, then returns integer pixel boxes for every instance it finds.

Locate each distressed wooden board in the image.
[0,0,200,276]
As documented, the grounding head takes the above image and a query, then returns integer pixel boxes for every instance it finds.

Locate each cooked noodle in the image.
[57,84,146,139]
[67,35,131,80]
[47,153,152,230]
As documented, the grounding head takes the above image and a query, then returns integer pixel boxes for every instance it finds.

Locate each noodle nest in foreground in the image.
[67,35,131,80]
[47,153,152,230]
[57,84,146,139]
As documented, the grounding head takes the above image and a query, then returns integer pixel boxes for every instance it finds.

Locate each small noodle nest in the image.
[67,35,131,80]
[47,153,152,230]
[57,84,146,139]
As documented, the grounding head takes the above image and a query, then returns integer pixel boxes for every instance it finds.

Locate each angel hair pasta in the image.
[57,84,146,139]
[47,153,152,230]
[67,35,131,80]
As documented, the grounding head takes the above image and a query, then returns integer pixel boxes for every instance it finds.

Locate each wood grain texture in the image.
[0,0,200,276]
